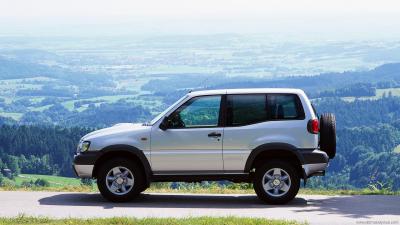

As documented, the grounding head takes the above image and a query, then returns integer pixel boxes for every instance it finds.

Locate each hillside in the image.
[1,55,400,191]
[1,64,400,190]
[208,63,400,97]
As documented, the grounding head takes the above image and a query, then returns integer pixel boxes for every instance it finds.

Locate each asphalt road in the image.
[0,191,399,225]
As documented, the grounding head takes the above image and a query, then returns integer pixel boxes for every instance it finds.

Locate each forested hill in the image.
[0,56,112,84]
[142,63,400,101]
[0,125,91,177]
[316,97,400,189]
[206,63,400,97]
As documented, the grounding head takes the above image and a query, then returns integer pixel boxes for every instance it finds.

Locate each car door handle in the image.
[208,132,221,138]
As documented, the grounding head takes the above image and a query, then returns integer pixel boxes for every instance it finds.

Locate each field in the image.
[376,88,400,98]
[0,216,303,225]
[341,87,400,102]
[0,74,164,122]
[394,145,400,153]
[15,174,81,187]
[0,112,23,121]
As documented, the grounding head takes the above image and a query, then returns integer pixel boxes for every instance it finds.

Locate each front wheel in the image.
[97,158,145,202]
[253,160,300,204]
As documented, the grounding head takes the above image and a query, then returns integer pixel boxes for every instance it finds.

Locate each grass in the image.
[15,174,82,187]
[2,185,399,195]
[2,174,400,195]
[145,186,400,196]
[298,188,399,195]
[0,216,303,225]
[0,185,94,192]
[28,104,53,112]
[0,174,95,192]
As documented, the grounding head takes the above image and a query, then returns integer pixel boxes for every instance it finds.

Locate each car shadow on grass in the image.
[38,192,307,209]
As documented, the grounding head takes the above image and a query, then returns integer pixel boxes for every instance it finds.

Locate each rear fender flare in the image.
[244,143,306,173]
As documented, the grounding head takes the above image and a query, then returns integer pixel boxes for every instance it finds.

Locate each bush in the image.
[80,178,93,186]
[1,178,16,188]
[21,180,34,188]
[34,178,50,187]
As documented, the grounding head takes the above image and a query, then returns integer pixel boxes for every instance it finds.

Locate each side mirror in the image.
[159,117,169,131]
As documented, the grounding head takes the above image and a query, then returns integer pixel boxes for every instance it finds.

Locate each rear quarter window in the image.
[267,94,305,120]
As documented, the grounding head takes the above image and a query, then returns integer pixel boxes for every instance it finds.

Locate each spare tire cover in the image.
[319,113,336,159]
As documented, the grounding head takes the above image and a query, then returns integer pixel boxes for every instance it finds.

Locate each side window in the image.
[227,95,267,126]
[267,94,305,120]
[168,95,221,128]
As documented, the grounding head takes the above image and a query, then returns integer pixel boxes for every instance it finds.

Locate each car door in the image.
[150,95,223,173]
[222,93,307,172]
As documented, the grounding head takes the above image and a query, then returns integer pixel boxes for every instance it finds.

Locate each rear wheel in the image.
[97,158,145,202]
[253,160,300,204]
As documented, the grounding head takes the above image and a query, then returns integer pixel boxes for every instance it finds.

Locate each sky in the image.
[0,0,400,39]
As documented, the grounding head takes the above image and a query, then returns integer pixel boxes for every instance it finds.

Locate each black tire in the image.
[138,185,148,193]
[253,160,300,204]
[97,157,145,202]
[319,113,336,159]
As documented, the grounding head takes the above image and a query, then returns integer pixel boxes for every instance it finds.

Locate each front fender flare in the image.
[95,144,152,186]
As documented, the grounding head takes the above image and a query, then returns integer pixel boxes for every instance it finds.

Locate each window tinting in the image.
[227,95,267,126]
[267,94,304,120]
[169,95,221,128]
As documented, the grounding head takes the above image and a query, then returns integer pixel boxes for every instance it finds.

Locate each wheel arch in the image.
[245,143,306,178]
[92,144,152,187]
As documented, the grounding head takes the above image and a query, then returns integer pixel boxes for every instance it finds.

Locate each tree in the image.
[6,156,20,177]
[34,178,50,187]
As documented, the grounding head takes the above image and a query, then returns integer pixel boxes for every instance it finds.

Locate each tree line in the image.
[0,125,91,177]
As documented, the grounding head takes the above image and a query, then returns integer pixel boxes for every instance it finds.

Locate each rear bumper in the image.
[302,163,327,177]
[299,149,329,178]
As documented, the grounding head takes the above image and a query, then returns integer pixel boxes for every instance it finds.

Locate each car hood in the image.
[81,123,148,141]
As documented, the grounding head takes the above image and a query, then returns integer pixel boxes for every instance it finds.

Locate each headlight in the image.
[81,141,90,152]
[78,141,91,153]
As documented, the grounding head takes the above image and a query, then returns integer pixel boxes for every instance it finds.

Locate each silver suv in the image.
[73,88,336,204]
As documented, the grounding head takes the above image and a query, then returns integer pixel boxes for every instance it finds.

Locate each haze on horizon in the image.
[0,0,400,40]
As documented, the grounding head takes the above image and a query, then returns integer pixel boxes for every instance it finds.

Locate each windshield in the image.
[149,95,188,125]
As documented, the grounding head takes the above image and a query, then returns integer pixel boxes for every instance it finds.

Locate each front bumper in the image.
[300,149,329,178]
[72,152,98,178]
[73,164,94,178]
